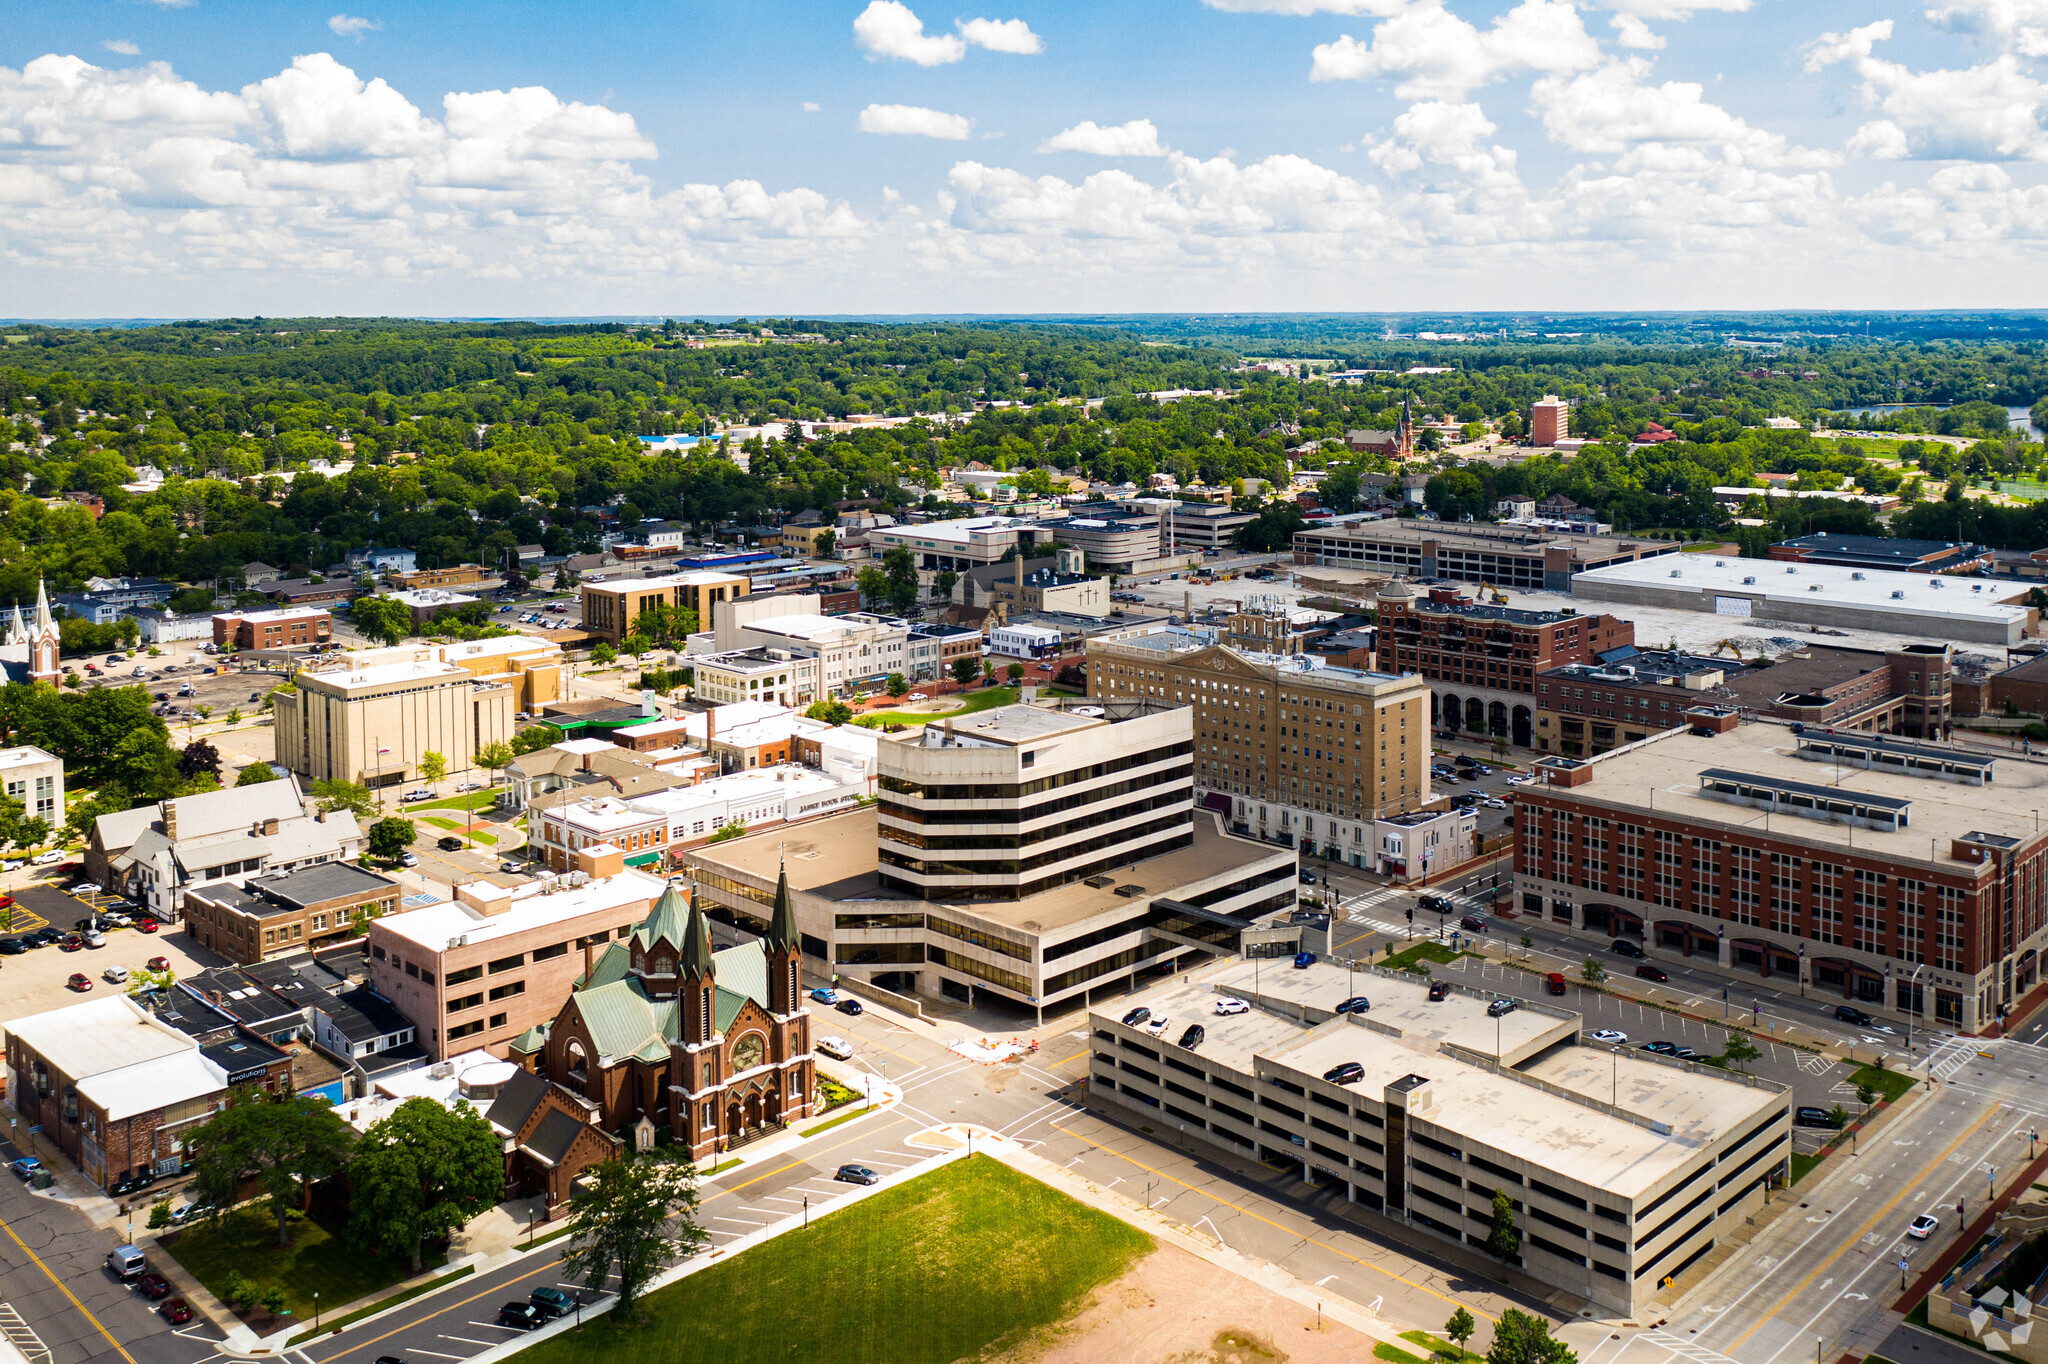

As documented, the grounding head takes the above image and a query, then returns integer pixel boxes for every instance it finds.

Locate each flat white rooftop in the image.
[301,659,474,692]
[1573,556,2028,629]
[373,868,667,952]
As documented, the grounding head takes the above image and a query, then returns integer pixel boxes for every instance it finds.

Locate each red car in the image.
[147,956,170,972]
[160,1299,193,1325]
[137,1272,172,1300]
[138,919,159,935]
[59,936,83,953]
[67,973,91,992]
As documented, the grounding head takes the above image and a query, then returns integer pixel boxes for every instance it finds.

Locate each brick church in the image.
[513,865,816,1159]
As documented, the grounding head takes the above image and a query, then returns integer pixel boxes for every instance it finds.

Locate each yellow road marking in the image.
[1728,1101,2003,1351]
[0,1209,138,1364]
[1049,1119,1500,1323]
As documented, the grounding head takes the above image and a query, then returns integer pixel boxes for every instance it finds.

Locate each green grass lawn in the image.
[857,686,1020,728]
[1848,1063,1916,1104]
[411,792,499,813]
[162,1199,436,1323]
[517,1156,1150,1364]
[1790,1152,1826,1185]
[1381,942,1481,972]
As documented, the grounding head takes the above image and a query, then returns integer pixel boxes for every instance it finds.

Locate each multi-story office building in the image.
[184,862,402,965]
[274,658,516,788]
[1091,957,1789,1317]
[708,595,908,695]
[1514,722,2048,1033]
[1291,522,1677,592]
[864,516,1053,581]
[691,648,819,708]
[686,699,1298,1018]
[1087,635,1433,865]
[1375,582,1635,748]
[0,745,62,827]
[212,607,333,651]
[580,571,748,644]
[1053,504,1168,574]
[365,847,667,1059]
[1160,501,1255,553]
[1530,395,1569,446]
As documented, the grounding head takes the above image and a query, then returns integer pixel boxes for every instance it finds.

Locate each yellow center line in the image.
[0,1209,138,1364]
[328,1112,919,1359]
[1048,1119,1499,1323]
[1728,1100,2003,1351]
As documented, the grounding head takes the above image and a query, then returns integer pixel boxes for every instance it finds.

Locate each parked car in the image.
[83,930,105,949]
[496,1303,544,1330]
[1609,938,1646,958]
[1335,997,1371,1014]
[146,956,170,972]
[1834,1004,1874,1026]
[1427,980,1451,1001]
[102,966,129,985]
[106,1246,146,1279]
[400,853,418,867]
[1292,951,1317,969]
[170,1200,215,1226]
[530,1287,575,1319]
[9,1157,41,1181]
[1176,1024,1206,1050]
[835,997,863,1016]
[137,919,159,934]
[1670,1046,1699,1061]
[1908,1213,1941,1240]
[437,836,464,852]
[1642,1040,1677,1054]
[1213,997,1248,1016]
[137,1272,172,1300]
[0,938,28,956]
[834,1164,881,1186]
[1480,797,1507,810]
[1486,998,1518,1018]
[1143,1013,1171,1037]
[815,1035,853,1060]
[402,789,434,802]
[1589,1028,1628,1045]
[160,1299,194,1325]
[1323,1062,1366,1085]
[810,987,841,1005]
[1796,1105,1845,1128]
[32,850,64,865]
[1544,972,1566,996]
[1634,963,1670,983]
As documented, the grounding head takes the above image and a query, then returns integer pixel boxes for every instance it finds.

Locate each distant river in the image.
[1833,403,2041,438]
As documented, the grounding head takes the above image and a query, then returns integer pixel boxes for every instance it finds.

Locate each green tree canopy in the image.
[347,1097,504,1273]
[559,1149,708,1324]
[185,1089,357,1248]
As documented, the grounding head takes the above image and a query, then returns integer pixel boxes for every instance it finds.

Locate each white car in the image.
[1908,1213,1941,1240]
[815,1035,854,1060]
[32,851,64,866]
[909,693,928,700]
[1481,797,1507,810]
[401,789,435,802]
[83,930,106,949]
[0,861,20,873]
[1589,1028,1628,1045]
[1143,1014,1171,1037]
[1214,997,1250,1016]
[102,966,130,985]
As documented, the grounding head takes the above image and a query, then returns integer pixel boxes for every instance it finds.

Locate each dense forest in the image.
[2,315,2046,609]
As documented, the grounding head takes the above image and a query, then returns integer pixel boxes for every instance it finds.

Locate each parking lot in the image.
[0,882,223,1020]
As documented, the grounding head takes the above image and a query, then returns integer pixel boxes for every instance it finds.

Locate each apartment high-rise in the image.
[1086,635,1433,865]
[1531,394,1568,446]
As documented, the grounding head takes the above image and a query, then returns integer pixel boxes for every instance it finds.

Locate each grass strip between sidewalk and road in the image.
[285,1264,475,1346]
[800,1104,879,1139]
[514,1155,1148,1364]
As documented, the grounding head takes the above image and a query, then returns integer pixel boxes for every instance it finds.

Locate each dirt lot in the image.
[998,1241,1380,1364]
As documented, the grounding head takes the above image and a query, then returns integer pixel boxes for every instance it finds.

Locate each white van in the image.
[106,1245,146,1279]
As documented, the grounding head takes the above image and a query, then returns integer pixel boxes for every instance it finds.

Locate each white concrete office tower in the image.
[876,699,1195,903]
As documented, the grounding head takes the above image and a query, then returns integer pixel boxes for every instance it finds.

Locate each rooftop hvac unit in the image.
[1669,569,1683,578]
[1786,566,1797,573]
[1742,576,1757,585]
[1809,584,1823,592]
[1892,590,1906,599]
[1714,560,1727,567]
[1852,572,1865,580]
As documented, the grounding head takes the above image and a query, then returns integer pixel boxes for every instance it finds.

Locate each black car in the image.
[1635,963,1671,983]
[1486,998,1518,1018]
[1670,1046,1699,1061]
[1427,980,1451,1001]
[1610,939,1646,958]
[0,938,29,955]
[834,1164,881,1185]
[530,1287,574,1319]
[1835,1004,1874,1026]
[1121,1007,1152,1027]
[437,836,465,852]
[1417,894,1449,912]
[1641,1040,1678,1054]
[30,927,63,945]
[1796,1105,1845,1129]
[836,997,864,1016]
[1335,996,1371,1014]
[1323,1061,1366,1085]
[497,1303,545,1330]
[1176,1024,1206,1050]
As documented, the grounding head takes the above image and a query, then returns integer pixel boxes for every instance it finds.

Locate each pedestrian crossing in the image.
[1930,1037,1984,1081]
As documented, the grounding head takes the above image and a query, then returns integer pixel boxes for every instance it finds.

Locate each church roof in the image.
[763,860,799,955]
[571,939,771,1063]
[678,887,716,981]
[632,880,690,955]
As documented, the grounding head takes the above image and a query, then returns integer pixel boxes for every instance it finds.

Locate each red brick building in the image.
[1373,580,1634,748]
[212,606,333,651]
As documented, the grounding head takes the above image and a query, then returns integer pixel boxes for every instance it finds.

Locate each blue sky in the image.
[2,0,2044,316]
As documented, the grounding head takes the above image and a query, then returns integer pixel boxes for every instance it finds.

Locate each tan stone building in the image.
[1088,636,1433,865]
[275,658,516,788]
[580,571,748,644]
[390,564,488,590]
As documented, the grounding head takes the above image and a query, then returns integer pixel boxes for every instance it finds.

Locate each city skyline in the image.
[3,0,2046,317]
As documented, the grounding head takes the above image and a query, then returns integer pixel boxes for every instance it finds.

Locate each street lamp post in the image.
[314,1291,320,1332]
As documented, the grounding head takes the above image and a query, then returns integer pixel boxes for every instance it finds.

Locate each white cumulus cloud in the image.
[1533,60,1838,167]
[327,14,380,40]
[1808,19,2048,160]
[1603,0,1751,18]
[852,2,1041,65]
[1039,118,1166,156]
[1609,15,1666,49]
[1310,0,1603,99]
[102,40,142,57]
[1923,0,2048,58]
[859,103,973,139]
[1200,0,1409,13]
